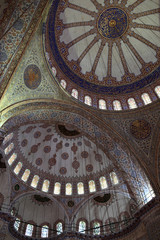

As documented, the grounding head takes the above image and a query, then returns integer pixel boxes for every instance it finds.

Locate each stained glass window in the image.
[84,96,92,106]
[56,222,63,235]
[143,180,155,204]
[21,169,30,182]
[8,153,17,165]
[93,222,100,235]
[71,89,78,99]
[31,175,39,188]
[51,67,57,76]
[4,143,14,155]
[42,180,50,192]
[110,172,119,185]
[3,133,13,145]
[54,182,61,195]
[121,214,129,227]
[66,183,72,195]
[78,221,86,234]
[99,99,107,110]
[100,176,108,189]
[141,93,152,105]
[89,180,96,193]
[77,182,84,195]
[25,224,34,237]
[110,222,116,233]
[106,219,116,234]
[14,162,22,175]
[128,98,137,109]
[60,79,67,89]
[155,86,160,98]
[14,218,20,231]
[113,100,122,111]
[41,225,49,238]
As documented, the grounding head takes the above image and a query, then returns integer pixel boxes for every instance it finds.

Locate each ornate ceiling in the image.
[45,0,160,107]
[0,1,160,238]
[13,122,112,179]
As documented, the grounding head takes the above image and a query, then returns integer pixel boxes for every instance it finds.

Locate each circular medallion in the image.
[61,152,69,160]
[94,153,102,163]
[24,64,41,90]
[86,164,93,172]
[31,144,39,153]
[130,120,151,139]
[21,139,28,147]
[65,143,69,147]
[44,146,51,153]
[81,151,89,159]
[34,131,41,139]
[97,8,128,39]
[48,157,56,166]
[59,167,67,175]
[36,158,43,166]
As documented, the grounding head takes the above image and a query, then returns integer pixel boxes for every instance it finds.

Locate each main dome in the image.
[45,0,160,109]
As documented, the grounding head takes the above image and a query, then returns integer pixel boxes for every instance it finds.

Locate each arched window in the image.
[128,98,137,109]
[66,183,72,195]
[14,162,22,175]
[144,180,155,203]
[110,222,117,233]
[99,176,108,189]
[93,222,100,235]
[8,153,17,165]
[42,180,50,192]
[54,182,61,195]
[110,172,119,185]
[106,218,117,234]
[21,169,30,182]
[25,224,34,237]
[130,204,137,215]
[84,96,92,106]
[141,93,152,105]
[113,100,122,111]
[155,86,160,98]
[11,210,14,216]
[56,222,63,235]
[51,67,57,76]
[31,175,39,188]
[88,180,96,193]
[14,218,20,231]
[77,182,84,195]
[4,143,14,155]
[60,79,67,89]
[78,221,86,234]
[120,212,129,227]
[3,132,13,145]
[99,99,107,110]
[41,225,49,238]
[71,89,78,99]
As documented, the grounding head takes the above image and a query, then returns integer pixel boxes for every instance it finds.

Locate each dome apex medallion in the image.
[97,7,128,39]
